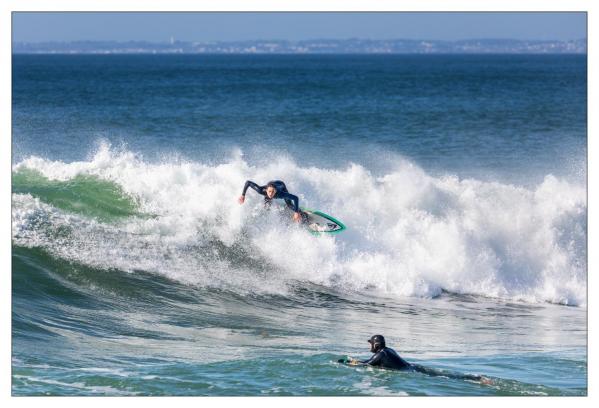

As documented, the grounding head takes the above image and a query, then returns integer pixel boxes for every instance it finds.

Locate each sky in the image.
[12,12,586,43]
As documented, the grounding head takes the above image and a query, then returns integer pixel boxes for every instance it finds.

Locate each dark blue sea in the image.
[12,54,587,396]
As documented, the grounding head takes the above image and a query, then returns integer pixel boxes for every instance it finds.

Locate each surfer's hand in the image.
[293,212,301,222]
[238,195,245,204]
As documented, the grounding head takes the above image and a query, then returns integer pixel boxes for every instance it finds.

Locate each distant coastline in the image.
[12,38,587,54]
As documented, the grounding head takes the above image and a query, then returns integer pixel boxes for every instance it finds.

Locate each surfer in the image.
[342,335,411,370]
[238,180,304,223]
[341,335,492,385]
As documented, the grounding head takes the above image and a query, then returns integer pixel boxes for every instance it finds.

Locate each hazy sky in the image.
[12,12,586,43]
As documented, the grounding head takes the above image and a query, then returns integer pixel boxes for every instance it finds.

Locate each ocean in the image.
[11,54,587,396]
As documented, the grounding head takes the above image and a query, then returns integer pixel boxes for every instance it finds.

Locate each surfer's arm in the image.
[242,180,266,197]
[279,192,299,212]
[360,352,383,366]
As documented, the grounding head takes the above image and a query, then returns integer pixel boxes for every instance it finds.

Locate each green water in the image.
[13,168,139,222]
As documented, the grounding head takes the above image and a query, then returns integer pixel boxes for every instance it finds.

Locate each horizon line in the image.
[12,37,587,44]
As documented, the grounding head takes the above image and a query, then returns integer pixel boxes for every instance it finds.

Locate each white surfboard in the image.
[301,208,346,234]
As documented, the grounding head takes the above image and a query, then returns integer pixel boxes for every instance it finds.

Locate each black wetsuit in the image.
[360,347,412,370]
[358,349,488,382]
[410,364,488,382]
[242,180,300,212]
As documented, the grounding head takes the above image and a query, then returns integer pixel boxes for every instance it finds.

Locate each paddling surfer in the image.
[341,335,493,385]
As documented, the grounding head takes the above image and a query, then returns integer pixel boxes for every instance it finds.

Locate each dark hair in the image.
[266,182,277,189]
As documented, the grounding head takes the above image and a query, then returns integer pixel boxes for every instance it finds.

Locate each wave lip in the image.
[12,143,587,306]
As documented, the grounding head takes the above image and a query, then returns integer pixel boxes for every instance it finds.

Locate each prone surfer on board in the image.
[238,180,306,223]
[340,335,493,385]
[341,335,412,370]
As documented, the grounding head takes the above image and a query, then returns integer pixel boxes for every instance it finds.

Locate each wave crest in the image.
[12,143,587,306]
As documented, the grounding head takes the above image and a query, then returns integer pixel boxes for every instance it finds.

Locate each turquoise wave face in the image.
[12,168,140,222]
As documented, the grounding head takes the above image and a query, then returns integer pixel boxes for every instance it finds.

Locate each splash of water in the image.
[12,142,587,305]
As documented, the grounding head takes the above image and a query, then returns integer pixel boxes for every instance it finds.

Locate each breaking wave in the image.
[12,142,587,306]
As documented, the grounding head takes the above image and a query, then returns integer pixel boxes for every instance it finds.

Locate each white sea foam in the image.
[12,142,587,306]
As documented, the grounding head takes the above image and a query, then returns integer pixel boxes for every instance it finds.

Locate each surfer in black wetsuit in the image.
[238,180,304,223]
[341,335,492,385]
[345,335,412,370]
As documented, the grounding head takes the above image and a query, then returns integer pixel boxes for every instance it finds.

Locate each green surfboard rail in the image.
[300,207,347,235]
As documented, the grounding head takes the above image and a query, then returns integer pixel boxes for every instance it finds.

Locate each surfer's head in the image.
[368,334,386,353]
[265,183,277,199]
